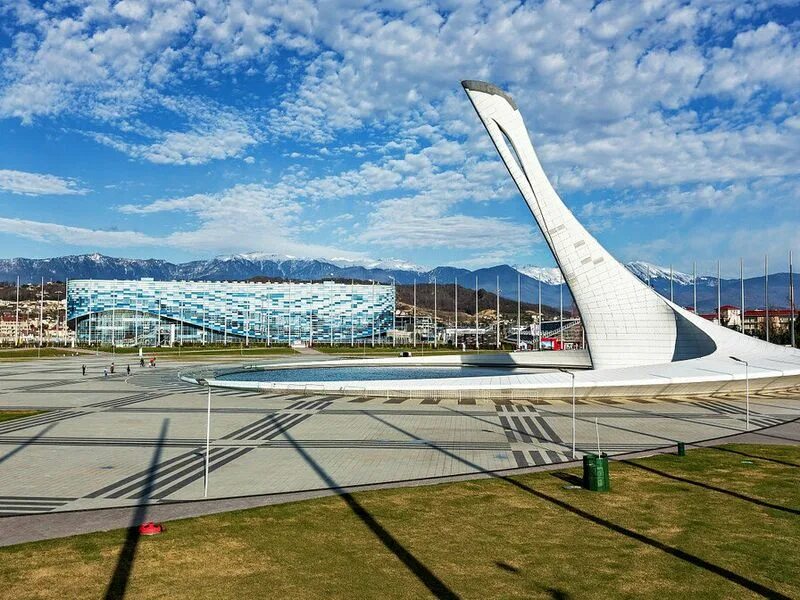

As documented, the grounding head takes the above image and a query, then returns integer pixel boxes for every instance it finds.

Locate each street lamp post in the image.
[730,356,750,430]
[559,368,576,458]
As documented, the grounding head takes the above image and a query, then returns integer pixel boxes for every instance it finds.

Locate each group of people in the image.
[82,355,156,378]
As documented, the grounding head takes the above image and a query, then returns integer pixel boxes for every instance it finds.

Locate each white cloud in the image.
[0,169,87,196]
[0,217,154,246]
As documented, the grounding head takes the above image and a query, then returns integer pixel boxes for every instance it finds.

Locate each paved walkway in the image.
[1,354,799,546]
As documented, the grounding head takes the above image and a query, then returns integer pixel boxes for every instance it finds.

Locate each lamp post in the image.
[559,367,576,458]
[204,383,212,497]
[730,356,750,430]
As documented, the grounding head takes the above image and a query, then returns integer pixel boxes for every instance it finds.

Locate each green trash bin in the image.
[677,442,686,456]
[582,453,611,492]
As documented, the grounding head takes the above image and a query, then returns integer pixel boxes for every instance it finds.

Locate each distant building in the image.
[67,279,394,347]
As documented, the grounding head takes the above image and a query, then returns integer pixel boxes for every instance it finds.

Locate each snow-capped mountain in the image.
[513,265,564,285]
[0,254,795,312]
[625,261,694,285]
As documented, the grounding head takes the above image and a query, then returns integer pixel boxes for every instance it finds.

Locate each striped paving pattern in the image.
[0,355,798,514]
[0,496,76,517]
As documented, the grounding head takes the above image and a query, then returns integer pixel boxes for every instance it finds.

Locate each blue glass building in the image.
[67,279,395,346]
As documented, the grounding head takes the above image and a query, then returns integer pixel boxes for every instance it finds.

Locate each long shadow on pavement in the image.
[103,418,169,600]
[0,422,57,465]
[281,429,459,600]
[365,411,792,600]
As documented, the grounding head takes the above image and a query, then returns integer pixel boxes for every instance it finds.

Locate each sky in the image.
[0,0,798,276]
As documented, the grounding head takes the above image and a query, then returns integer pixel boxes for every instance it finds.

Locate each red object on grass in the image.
[138,522,164,536]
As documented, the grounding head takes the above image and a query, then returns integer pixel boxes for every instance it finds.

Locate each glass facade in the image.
[67,279,395,347]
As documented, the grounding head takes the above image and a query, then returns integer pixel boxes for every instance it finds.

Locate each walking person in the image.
[126,364,131,376]
[103,367,108,378]
[81,364,86,376]
[110,362,115,374]
[140,356,145,368]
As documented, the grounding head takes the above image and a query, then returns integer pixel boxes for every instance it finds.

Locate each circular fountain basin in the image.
[215,365,539,383]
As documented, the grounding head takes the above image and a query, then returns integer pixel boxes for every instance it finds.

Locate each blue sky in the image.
[0,0,798,276]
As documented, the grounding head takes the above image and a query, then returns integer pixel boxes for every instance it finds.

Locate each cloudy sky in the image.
[0,0,798,275]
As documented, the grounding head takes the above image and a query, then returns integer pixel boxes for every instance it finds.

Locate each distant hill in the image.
[0,253,797,313]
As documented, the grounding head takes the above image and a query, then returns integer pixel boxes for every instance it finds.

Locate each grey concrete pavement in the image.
[1,354,799,546]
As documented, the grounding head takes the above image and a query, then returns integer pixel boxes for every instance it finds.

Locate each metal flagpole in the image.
[413,278,417,347]
[204,386,212,498]
[14,275,19,346]
[390,276,396,347]
[765,254,770,342]
[669,265,674,303]
[517,272,521,349]
[454,277,458,349]
[475,276,479,350]
[433,277,437,348]
[350,280,354,347]
[790,250,796,348]
[111,291,116,349]
[496,275,500,349]
[38,277,44,348]
[64,278,68,347]
[740,257,745,334]
[538,278,542,350]
[559,282,563,347]
[717,260,721,326]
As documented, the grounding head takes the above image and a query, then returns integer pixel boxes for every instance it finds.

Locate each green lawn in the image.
[0,348,80,359]
[1,443,798,599]
[0,410,44,423]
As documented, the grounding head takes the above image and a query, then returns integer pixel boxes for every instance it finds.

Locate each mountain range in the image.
[0,253,797,313]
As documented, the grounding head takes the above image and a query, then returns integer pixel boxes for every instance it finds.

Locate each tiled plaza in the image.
[1,354,799,517]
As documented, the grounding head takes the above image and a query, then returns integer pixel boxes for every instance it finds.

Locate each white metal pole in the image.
[471,278,478,350]
[38,277,44,348]
[669,265,674,303]
[693,261,697,313]
[15,275,19,346]
[204,386,211,498]
[64,278,68,346]
[790,250,796,348]
[413,278,417,348]
[745,361,750,431]
[595,417,601,456]
[433,277,437,348]
[571,372,576,458]
[390,277,396,347]
[740,257,745,334]
[350,280,354,347]
[559,283,563,347]
[765,254,770,342]
[717,260,721,326]
[454,277,458,349]
[371,280,375,347]
[517,272,521,349]
[496,275,500,349]
[111,291,116,349]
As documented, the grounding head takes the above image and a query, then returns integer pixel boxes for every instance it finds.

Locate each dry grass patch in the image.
[0,444,798,599]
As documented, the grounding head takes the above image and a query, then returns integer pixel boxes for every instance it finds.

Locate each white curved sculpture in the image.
[461,80,788,370]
